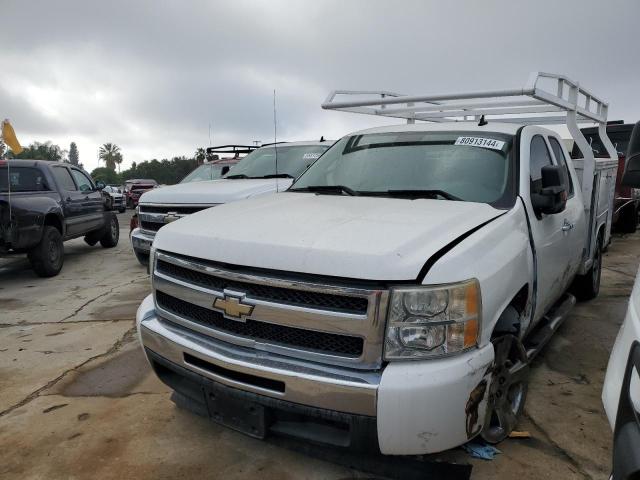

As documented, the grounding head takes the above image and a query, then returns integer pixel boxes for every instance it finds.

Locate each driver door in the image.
[68,168,104,234]
[522,130,572,320]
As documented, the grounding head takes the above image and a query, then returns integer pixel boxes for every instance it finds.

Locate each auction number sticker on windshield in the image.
[303,152,322,160]
[455,137,505,150]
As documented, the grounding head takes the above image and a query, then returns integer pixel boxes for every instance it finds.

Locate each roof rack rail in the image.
[205,145,259,155]
[322,72,618,213]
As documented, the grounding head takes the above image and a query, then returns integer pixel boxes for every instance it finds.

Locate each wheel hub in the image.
[482,335,529,444]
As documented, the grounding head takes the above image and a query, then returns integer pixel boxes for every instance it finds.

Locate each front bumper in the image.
[131,228,155,254]
[137,294,494,454]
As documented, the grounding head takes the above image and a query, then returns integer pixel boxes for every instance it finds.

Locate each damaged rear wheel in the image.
[481,334,529,444]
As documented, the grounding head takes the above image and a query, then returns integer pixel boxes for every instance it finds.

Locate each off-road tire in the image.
[618,204,638,234]
[28,226,64,277]
[100,214,119,248]
[572,236,603,301]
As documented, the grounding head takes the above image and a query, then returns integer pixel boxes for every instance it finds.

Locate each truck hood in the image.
[154,192,503,281]
[139,178,292,205]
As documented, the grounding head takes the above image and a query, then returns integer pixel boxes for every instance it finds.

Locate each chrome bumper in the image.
[139,307,380,416]
[131,228,155,254]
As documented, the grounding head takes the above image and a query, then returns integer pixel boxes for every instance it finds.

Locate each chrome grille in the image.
[152,251,388,369]
[138,204,213,235]
[156,291,364,356]
[157,259,369,314]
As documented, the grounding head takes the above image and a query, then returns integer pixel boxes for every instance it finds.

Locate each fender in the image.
[421,201,534,346]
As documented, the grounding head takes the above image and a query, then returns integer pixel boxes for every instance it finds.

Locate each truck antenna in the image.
[273,89,279,192]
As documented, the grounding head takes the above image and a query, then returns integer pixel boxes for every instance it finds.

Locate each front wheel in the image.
[28,226,64,277]
[100,214,119,248]
[481,334,529,444]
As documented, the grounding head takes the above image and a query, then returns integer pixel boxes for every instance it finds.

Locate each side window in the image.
[548,137,575,196]
[51,167,77,191]
[529,135,553,193]
[70,169,94,193]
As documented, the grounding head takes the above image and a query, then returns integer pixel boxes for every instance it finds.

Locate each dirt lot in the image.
[1,212,638,479]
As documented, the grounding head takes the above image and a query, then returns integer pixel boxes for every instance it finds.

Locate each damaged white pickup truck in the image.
[136,73,618,454]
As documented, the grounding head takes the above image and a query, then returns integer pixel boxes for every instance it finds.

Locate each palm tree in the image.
[114,152,123,173]
[195,147,206,165]
[99,143,121,171]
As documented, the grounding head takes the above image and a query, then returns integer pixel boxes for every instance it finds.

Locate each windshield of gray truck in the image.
[181,164,226,183]
[291,132,514,206]
[224,145,330,179]
[0,166,49,192]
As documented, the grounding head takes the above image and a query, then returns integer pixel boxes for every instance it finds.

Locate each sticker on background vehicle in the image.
[455,137,505,150]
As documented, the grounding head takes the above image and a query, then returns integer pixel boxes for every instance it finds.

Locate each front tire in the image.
[572,236,603,301]
[100,214,119,248]
[28,226,64,277]
[481,334,529,444]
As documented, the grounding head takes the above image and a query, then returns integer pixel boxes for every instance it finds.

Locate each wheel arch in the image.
[43,212,64,236]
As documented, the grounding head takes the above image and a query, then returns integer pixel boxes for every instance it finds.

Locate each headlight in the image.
[149,245,157,279]
[135,205,140,215]
[384,279,481,360]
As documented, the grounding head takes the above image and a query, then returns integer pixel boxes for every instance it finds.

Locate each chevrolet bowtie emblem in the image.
[164,213,180,224]
[213,295,254,321]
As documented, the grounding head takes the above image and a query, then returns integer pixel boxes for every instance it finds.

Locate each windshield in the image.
[225,145,329,179]
[181,164,226,183]
[0,167,49,192]
[291,131,514,205]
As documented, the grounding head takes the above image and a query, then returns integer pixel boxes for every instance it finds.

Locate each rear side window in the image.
[529,135,553,192]
[70,169,94,192]
[0,167,49,192]
[548,137,574,196]
[51,167,77,191]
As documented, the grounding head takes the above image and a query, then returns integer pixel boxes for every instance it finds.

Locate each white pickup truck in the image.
[130,141,331,264]
[136,73,619,454]
[602,121,640,480]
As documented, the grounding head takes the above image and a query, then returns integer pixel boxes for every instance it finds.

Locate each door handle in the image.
[562,219,574,232]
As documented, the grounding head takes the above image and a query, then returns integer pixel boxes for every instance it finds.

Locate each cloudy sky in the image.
[2,0,639,171]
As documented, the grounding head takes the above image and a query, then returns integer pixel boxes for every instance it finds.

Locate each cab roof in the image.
[349,121,523,137]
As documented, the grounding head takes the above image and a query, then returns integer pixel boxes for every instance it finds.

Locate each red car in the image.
[573,122,640,233]
[124,179,157,209]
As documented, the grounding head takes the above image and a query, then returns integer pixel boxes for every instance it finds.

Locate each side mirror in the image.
[622,121,640,188]
[95,180,106,190]
[220,166,230,176]
[531,165,567,215]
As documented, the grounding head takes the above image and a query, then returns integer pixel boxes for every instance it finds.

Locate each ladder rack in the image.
[322,72,618,213]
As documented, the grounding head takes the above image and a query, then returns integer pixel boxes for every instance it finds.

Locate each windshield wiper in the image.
[365,189,462,201]
[257,173,294,179]
[290,185,359,196]
[224,174,249,179]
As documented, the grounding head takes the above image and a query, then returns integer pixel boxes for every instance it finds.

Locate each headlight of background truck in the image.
[384,279,481,360]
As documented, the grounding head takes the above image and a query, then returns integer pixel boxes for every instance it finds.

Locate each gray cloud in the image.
[1,0,639,170]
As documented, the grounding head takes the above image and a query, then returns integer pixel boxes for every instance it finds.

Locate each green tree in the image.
[195,147,206,164]
[68,142,79,165]
[90,167,121,185]
[114,151,123,173]
[99,143,121,170]
[9,141,64,161]
[120,156,198,184]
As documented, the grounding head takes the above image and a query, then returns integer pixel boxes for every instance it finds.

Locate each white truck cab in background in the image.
[137,73,620,454]
[130,141,331,264]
